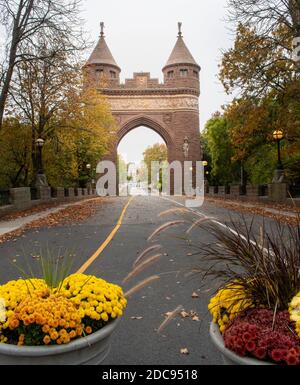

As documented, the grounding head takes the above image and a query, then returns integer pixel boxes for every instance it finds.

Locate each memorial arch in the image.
[84,22,202,192]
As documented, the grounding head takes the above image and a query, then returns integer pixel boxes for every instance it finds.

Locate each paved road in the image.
[0,195,280,365]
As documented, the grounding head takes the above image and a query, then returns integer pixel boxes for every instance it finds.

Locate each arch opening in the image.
[117,125,168,196]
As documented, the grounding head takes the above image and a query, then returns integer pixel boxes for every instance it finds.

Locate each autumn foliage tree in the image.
[0,0,86,129]
[0,73,116,188]
[210,17,300,186]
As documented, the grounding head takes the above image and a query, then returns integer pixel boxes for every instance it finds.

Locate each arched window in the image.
[180,69,188,77]
[167,70,174,79]
[110,71,117,79]
[95,69,104,81]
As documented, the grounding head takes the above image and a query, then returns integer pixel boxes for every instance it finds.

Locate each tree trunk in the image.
[0,33,19,130]
[0,0,25,130]
[290,0,300,36]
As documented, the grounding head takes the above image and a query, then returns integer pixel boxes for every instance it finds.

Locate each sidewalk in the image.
[0,198,97,237]
[205,196,299,224]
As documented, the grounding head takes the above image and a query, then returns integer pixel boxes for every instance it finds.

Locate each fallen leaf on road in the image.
[187,253,193,256]
[131,316,143,320]
[180,348,189,355]
[180,311,190,318]
[192,292,199,298]
[192,316,200,322]
[0,198,103,244]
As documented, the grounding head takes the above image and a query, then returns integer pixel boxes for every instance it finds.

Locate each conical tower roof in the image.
[163,23,200,70]
[86,23,120,70]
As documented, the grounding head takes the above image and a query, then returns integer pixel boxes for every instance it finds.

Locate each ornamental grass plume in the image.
[133,245,162,268]
[195,215,300,311]
[123,254,162,283]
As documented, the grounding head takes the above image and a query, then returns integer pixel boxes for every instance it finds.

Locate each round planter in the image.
[209,322,274,365]
[0,318,120,365]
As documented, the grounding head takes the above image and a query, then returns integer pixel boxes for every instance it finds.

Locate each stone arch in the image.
[117,115,173,150]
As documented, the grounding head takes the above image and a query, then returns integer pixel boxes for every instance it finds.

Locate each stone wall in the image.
[205,183,300,207]
[0,187,97,218]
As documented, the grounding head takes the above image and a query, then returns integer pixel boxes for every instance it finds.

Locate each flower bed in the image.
[209,285,300,365]
[0,274,127,346]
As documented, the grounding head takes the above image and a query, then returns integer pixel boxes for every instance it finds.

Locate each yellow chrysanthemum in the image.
[208,282,254,333]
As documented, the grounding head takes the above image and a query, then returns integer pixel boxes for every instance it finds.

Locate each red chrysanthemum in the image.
[287,354,297,366]
[223,309,300,365]
[246,341,256,352]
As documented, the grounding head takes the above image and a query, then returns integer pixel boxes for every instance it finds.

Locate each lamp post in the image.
[272,129,284,183]
[35,138,48,187]
[202,161,208,179]
[86,163,91,190]
[202,160,209,193]
[36,138,45,174]
[273,130,284,169]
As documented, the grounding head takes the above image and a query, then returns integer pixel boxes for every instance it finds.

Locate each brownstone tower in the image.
[84,22,201,193]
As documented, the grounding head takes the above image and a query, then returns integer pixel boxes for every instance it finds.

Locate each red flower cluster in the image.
[223,309,300,365]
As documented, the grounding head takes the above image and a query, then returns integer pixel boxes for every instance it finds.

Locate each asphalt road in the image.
[0,195,280,365]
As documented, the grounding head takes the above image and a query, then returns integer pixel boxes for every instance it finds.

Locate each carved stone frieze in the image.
[107,95,199,112]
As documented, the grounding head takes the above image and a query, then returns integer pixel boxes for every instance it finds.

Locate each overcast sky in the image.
[81,0,234,163]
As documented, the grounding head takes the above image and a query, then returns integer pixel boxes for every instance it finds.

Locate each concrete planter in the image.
[209,322,273,365]
[0,318,120,365]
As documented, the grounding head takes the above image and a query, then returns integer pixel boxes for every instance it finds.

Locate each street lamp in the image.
[272,129,285,183]
[86,164,91,189]
[273,130,284,169]
[202,160,209,193]
[34,138,48,187]
[36,138,45,174]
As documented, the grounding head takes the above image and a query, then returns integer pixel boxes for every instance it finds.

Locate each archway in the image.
[117,120,169,195]
[85,28,202,196]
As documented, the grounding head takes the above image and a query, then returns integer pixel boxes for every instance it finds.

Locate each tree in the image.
[45,89,116,187]
[143,143,168,190]
[0,118,31,187]
[219,24,296,98]
[0,0,86,129]
[203,114,239,185]
[9,38,81,175]
[143,143,168,167]
[228,0,300,39]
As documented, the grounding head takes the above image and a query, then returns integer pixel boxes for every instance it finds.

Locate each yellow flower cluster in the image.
[0,278,47,311]
[60,274,127,322]
[208,283,253,333]
[0,274,127,346]
[9,289,82,346]
[0,279,47,343]
[289,292,300,337]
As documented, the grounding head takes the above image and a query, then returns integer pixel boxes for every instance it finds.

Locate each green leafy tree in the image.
[203,114,239,185]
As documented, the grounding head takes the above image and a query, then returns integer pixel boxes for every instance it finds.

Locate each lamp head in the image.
[273,130,284,141]
[36,138,45,147]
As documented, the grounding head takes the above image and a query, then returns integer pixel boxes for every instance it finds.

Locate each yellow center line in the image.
[76,196,134,274]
